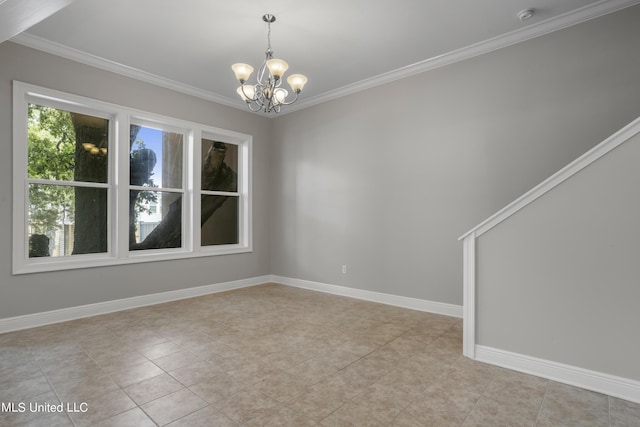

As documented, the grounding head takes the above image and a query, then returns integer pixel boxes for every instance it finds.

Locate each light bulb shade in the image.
[273,88,288,105]
[287,74,308,92]
[90,147,100,155]
[237,85,256,101]
[266,58,289,78]
[82,142,95,151]
[232,63,254,82]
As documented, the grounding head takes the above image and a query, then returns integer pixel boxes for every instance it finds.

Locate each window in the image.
[129,122,186,251]
[26,104,111,258]
[201,137,240,246]
[13,81,252,274]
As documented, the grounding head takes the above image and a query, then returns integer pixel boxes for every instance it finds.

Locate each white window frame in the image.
[13,81,252,274]
[127,117,190,257]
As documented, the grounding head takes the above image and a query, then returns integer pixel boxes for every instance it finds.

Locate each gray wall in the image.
[270,6,640,305]
[2,6,640,320]
[476,131,640,380]
[0,42,272,318]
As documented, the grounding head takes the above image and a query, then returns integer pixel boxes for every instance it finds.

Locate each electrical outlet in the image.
[342,265,347,274]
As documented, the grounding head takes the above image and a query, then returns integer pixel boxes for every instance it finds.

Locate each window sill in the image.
[12,245,253,275]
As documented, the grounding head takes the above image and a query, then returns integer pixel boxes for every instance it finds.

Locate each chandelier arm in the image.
[256,61,268,86]
[265,101,280,114]
[238,84,257,102]
[247,102,263,112]
[279,90,300,106]
[254,83,266,102]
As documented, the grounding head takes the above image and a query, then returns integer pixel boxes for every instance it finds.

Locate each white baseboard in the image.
[0,275,271,334]
[270,275,463,318]
[0,274,462,334]
[475,345,640,404]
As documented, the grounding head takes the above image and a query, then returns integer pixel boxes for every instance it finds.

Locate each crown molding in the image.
[10,32,247,112]
[10,0,640,117]
[287,0,640,114]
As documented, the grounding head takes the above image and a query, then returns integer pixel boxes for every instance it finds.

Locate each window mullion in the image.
[192,129,201,251]
[116,113,131,259]
[27,179,111,189]
[129,185,185,193]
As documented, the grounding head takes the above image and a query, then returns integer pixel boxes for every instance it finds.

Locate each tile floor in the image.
[1,283,639,426]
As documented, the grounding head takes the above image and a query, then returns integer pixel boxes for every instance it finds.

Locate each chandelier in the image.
[232,14,308,113]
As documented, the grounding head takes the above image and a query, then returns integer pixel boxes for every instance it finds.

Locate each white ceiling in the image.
[8,0,640,114]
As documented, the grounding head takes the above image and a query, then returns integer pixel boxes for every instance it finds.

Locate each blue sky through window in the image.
[135,126,163,187]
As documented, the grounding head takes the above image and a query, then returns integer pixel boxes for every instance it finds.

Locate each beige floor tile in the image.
[481,371,546,411]
[123,373,184,405]
[337,338,380,358]
[264,348,317,371]
[93,407,156,427]
[394,400,464,427]
[152,349,202,372]
[320,402,393,426]
[164,330,214,349]
[1,284,634,427]
[81,341,137,364]
[93,350,150,370]
[29,342,84,362]
[165,405,238,426]
[417,379,484,416]
[67,388,136,427]
[0,349,33,373]
[0,333,28,346]
[244,406,318,426]
[188,340,235,360]
[168,360,222,386]
[17,412,75,427]
[383,336,429,357]
[212,388,281,424]
[225,360,282,385]
[286,356,341,385]
[141,388,208,426]
[352,382,414,419]
[188,372,251,403]
[341,354,394,384]
[610,396,640,427]
[365,322,412,344]
[50,370,120,402]
[37,350,97,373]
[537,382,609,426]
[399,326,443,344]
[329,367,378,398]
[116,330,168,350]
[376,364,437,395]
[2,375,53,402]
[318,346,365,369]
[462,395,539,427]
[139,341,184,360]
[289,385,348,422]
[105,359,165,387]
[0,390,60,426]
[254,370,310,403]
[0,359,43,386]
